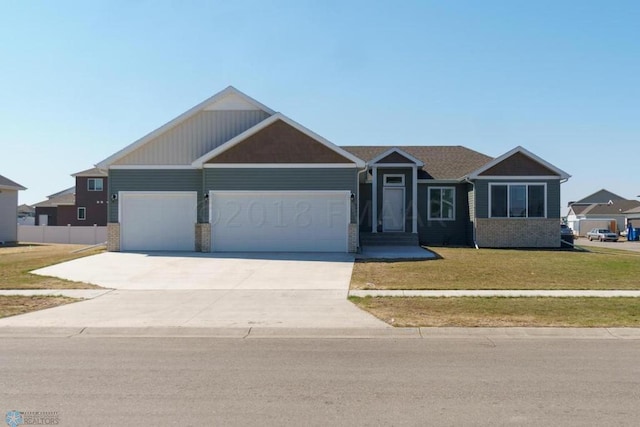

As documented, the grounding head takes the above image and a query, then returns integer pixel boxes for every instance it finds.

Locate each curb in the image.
[1,326,639,339]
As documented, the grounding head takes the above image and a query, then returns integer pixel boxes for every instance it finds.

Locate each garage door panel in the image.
[120,192,196,251]
[210,192,348,252]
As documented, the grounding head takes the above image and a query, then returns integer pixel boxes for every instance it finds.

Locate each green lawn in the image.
[0,244,103,289]
[0,295,79,319]
[350,296,640,327]
[351,246,640,290]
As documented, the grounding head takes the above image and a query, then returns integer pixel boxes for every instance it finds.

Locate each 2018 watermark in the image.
[5,410,59,426]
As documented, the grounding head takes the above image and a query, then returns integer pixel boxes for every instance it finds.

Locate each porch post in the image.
[412,166,418,234]
[371,166,378,233]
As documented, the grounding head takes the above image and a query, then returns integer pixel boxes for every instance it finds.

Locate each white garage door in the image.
[210,191,349,252]
[120,191,197,251]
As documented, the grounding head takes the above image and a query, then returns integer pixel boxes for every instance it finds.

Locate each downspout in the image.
[464,176,479,249]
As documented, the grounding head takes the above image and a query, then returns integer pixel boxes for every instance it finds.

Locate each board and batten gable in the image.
[108,169,203,222]
[113,110,270,165]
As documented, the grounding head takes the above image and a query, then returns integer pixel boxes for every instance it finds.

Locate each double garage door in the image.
[119,191,349,252]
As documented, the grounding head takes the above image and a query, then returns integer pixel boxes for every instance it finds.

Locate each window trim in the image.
[488,182,547,218]
[77,207,87,221]
[87,178,104,192]
[383,174,405,186]
[428,186,456,221]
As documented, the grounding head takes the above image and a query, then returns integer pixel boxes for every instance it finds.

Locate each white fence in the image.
[18,225,107,245]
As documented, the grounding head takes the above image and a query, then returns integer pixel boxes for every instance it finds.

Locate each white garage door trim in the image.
[209,190,350,252]
[119,191,197,251]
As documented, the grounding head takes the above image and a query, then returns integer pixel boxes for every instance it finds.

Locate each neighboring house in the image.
[95,86,570,253]
[0,174,26,243]
[566,189,640,235]
[17,204,35,225]
[624,206,640,224]
[34,168,108,226]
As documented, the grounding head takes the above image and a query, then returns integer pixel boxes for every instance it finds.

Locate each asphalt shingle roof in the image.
[33,193,76,208]
[340,146,493,180]
[0,174,26,190]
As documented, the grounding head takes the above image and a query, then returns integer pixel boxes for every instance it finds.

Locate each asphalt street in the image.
[1,337,639,426]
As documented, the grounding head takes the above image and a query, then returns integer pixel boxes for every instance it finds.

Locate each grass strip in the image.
[350,296,640,327]
[0,295,79,318]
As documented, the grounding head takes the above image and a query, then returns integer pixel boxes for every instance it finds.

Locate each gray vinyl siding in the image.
[358,183,373,232]
[114,110,270,165]
[474,179,561,219]
[108,169,203,222]
[204,168,358,222]
[418,183,472,246]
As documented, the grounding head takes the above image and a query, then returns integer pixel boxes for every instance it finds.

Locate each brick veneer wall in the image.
[348,223,358,253]
[195,223,211,252]
[106,223,120,251]
[476,218,560,248]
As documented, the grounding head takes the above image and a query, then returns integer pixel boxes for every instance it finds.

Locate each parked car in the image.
[560,224,574,247]
[586,228,618,242]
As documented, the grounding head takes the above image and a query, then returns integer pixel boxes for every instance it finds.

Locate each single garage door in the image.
[120,191,197,251]
[210,191,349,252]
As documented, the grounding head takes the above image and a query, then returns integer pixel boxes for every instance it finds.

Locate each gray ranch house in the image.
[96,86,570,253]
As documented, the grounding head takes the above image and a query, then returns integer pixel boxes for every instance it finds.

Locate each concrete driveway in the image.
[0,252,388,329]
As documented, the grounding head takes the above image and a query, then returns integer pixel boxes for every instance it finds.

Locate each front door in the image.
[39,215,48,226]
[382,187,405,232]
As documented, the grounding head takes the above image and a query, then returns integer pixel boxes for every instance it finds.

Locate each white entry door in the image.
[38,215,48,226]
[210,191,349,252]
[382,187,405,232]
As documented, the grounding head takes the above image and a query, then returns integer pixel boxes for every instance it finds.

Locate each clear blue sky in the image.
[1,1,638,210]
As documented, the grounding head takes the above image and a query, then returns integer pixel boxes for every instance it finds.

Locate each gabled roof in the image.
[624,205,640,214]
[578,200,640,216]
[0,174,26,191]
[72,167,107,177]
[574,189,627,204]
[193,113,366,168]
[47,186,75,199]
[466,146,570,180]
[341,146,492,180]
[18,204,34,213]
[368,147,424,166]
[568,203,592,215]
[96,86,275,169]
[33,192,75,208]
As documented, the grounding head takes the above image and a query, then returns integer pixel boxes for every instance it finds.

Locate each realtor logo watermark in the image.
[5,410,59,426]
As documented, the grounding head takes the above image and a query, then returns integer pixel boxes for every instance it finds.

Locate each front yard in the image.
[350,246,640,327]
[0,295,79,318]
[351,246,640,290]
[0,243,103,319]
[0,243,103,290]
[350,296,640,327]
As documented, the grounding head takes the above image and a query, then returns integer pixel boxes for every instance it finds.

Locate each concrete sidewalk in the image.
[350,290,640,297]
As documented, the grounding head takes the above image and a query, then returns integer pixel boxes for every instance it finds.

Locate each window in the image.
[77,207,86,220]
[88,178,103,191]
[384,174,404,186]
[489,183,546,218]
[428,187,455,220]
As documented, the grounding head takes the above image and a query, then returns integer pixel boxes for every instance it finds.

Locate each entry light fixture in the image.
[111,193,118,201]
